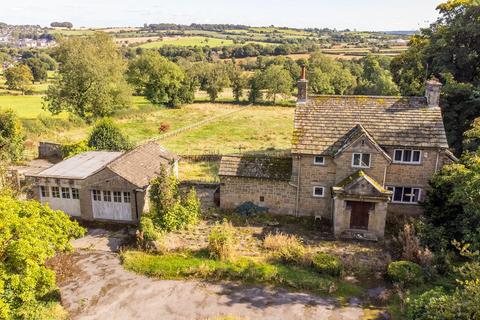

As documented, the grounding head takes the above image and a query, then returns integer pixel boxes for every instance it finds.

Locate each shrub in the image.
[137,216,163,252]
[405,288,450,320]
[387,260,424,286]
[208,220,236,261]
[312,252,343,277]
[87,118,132,151]
[263,233,306,264]
[158,122,170,133]
[396,223,433,267]
[61,140,93,158]
[149,169,200,232]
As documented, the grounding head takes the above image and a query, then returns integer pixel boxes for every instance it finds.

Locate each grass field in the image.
[138,36,235,48]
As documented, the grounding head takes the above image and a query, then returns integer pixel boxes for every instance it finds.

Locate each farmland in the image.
[138,36,236,48]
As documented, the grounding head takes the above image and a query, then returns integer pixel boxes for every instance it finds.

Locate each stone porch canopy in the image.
[332,170,392,202]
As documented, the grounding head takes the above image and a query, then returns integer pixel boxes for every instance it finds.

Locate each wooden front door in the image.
[350,202,370,230]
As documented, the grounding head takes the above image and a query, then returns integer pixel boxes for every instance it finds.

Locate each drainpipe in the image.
[434,150,440,173]
[295,155,301,217]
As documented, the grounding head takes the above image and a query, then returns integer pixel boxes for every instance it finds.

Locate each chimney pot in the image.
[297,66,308,104]
[425,77,442,108]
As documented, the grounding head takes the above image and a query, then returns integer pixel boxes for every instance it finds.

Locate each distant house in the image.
[26,142,179,222]
[219,68,456,240]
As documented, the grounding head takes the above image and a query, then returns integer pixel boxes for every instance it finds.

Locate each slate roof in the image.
[292,95,449,155]
[34,151,123,179]
[108,141,180,188]
[219,155,292,181]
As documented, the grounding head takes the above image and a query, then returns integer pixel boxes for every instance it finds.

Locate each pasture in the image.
[138,36,235,48]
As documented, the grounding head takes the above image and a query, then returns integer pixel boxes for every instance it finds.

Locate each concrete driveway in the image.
[59,229,376,320]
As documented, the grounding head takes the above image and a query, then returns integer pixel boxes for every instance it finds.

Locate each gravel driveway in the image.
[59,229,374,320]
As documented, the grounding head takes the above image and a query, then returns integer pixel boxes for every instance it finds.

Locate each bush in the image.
[405,288,450,320]
[61,140,93,158]
[137,216,162,252]
[149,169,200,232]
[87,118,132,151]
[208,220,236,261]
[263,233,306,264]
[387,260,424,286]
[158,122,170,133]
[312,252,343,277]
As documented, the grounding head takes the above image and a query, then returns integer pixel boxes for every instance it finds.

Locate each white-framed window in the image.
[113,191,122,203]
[352,153,371,168]
[51,186,60,198]
[123,192,131,203]
[313,156,325,165]
[393,149,422,164]
[72,188,80,200]
[40,186,49,197]
[92,190,102,201]
[313,186,325,198]
[61,187,71,199]
[386,186,421,204]
[103,190,112,202]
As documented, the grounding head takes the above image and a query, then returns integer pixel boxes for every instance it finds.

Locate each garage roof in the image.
[35,151,124,179]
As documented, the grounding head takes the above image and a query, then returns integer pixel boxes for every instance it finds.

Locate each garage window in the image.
[113,191,122,203]
[103,191,112,202]
[92,190,102,201]
[72,188,80,199]
[124,192,131,203]
[52,186,60,198]
[40,186,49,197]
[61,187,70,199]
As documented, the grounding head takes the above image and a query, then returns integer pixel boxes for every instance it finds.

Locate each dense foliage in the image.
[0,195,85,319]
[421,152,480,252]
[4,64,33,93]
[44,33,132,121]
[312,252,343,277]
[0,109,25,163]
[387,260,424,286]
[208,220,236,260]
[87,118,132,151]
[391,0,480,155]
[148,167,200,231]
[127,51,193,107]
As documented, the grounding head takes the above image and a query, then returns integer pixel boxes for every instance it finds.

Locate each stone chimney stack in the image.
[425,77,442,108]
[297,66,308,104]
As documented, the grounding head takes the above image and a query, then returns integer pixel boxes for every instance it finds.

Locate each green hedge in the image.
[312,252,343,277]
[387,260,424,286]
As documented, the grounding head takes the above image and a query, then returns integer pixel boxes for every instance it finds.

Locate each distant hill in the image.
[382,30,418,36]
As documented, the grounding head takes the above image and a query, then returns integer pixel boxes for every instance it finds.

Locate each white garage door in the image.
[40,186,81,217]
[91,190,133,221]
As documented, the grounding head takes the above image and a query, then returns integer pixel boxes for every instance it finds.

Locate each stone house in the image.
[219,70,455,240]
[26,142,179,222]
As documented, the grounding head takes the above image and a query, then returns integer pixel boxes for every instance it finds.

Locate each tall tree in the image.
[127,51,191,107]
[197,62,230,103]
[0,109,25,163]
[262,64,292,104]
[23,57,47,82]
[391,0,480,155]
[4,64,33,94]
[44,33,132,122]
[307,53,356,95]
[355,55,400,96]
[227,62,247,102]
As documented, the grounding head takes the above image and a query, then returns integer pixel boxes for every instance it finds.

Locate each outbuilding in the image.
[26,142,179,223]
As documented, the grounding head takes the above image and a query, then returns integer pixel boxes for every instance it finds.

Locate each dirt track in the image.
[59,249,371,320]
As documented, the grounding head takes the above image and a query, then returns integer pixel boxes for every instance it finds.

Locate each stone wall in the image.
[220,176,296,215]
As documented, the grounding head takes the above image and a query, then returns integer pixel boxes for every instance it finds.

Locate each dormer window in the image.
[394,149,421,164]
[352,153,371,168]
[313,156,325,165]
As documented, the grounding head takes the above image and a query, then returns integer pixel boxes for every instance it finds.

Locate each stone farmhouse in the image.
[26,142,179,222]
[219,68,455,240]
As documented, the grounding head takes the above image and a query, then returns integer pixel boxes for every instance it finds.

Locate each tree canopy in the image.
[0,195,84,319]
[127,51,192,107]
[391,0,480,155]
[87,118,132,151]
[0,109,25,164]
[4,64,33,94]
[44,33,132,122]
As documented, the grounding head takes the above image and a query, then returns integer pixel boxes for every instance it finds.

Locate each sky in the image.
[0,0,442,31]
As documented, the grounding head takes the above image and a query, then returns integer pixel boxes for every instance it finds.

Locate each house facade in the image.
[26,142,179,223]
[219,70,455,240]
